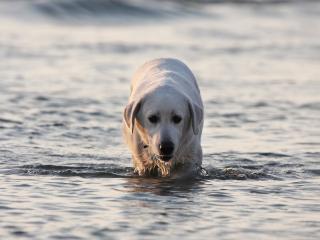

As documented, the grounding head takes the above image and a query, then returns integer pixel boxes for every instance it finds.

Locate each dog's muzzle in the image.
[158,155,173,162]
[159,141,174,154]
[157,141,174,162]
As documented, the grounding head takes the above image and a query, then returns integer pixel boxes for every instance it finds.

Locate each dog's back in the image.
[129,58,202,109]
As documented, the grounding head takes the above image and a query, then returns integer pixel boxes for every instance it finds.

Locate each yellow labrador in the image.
[123,58,203,177]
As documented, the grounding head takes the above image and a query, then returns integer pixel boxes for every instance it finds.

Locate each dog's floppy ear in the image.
[187,100,203,135]
[123,100,142,134]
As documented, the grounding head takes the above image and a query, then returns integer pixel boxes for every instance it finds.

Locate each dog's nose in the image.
[159,141,174,155]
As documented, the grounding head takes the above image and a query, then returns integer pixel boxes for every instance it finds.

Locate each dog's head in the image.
[124,87,203,163]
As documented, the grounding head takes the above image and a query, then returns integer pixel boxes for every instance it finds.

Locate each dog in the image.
[123,58,203,177]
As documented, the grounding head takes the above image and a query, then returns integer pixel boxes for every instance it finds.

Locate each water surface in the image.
[0,0,319,239]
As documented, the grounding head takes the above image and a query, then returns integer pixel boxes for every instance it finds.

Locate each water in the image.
[0,0,320,239]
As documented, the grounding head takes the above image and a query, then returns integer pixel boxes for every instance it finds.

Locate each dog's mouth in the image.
[157,155,173,162]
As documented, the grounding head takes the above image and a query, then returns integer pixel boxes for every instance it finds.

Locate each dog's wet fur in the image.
[123,58,203,177]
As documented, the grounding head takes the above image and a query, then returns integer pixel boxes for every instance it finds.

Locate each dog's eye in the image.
[148,115,159,124]
[172,115,182,124]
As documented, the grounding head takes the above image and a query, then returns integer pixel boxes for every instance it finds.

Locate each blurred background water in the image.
[0,0,319,239]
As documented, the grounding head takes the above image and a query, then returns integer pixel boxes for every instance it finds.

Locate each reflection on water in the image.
[0,0,320,239]
[123,177,203,196]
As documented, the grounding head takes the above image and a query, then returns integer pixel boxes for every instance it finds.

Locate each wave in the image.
[15,164,268,180]
[17,164,134,178]
[13,160,296,180]
[33,0,166,18]
[1,0,317,22]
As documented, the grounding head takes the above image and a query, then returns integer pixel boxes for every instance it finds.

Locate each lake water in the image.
[0,0,319,239]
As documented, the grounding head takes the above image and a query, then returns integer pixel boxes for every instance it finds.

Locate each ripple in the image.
[34,96,50,102]
[14,163,283,181]
[203,166,272,180]
[306,169,320,176]
[299,102,320,110]
[18,164,134,178]
[255,152,291,158]
[0,118,23,125]
[34,0,164,18]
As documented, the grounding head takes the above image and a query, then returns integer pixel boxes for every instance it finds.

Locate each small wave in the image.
[15,163,281,180]
[0,117,23,125]
[203,152,306,179]
[0,0,315,26]
[202,166,274,180]
[249,101,270,108]
[255,152,291,158]
[31,0,184,20]
[299,102,320,111]
[305,169,320,176]
[18,164,134,178]
[192,0,317,4]
[6,150,309,181]
[53,42,172,54]
[34,96,50,102]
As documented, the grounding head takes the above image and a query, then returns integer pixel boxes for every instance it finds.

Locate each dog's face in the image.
[124,87,203,163]
[137,90,189,162]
